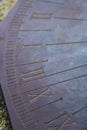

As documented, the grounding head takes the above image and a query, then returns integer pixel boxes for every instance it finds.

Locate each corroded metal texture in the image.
[0,0,87,130]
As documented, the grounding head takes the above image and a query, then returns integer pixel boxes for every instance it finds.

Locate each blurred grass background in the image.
[0,85,13,130]
[0,0,17,21]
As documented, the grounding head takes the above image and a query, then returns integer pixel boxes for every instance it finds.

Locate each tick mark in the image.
[30,97,63,112]
[55,16,87,21]
[72,106,87,115]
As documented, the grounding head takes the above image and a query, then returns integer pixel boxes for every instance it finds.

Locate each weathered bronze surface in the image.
[0,0,87,130]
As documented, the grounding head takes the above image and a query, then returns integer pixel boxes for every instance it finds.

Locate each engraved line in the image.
[22,71,44,78]
[30,12,53,19]
[22,68,44,78]
[72,106,87,115]
[21,44,42,48]
[55,16,87,21]
[31,12,53,15]
[29,88,52,103]
[16,59,48,66]
[46,41,87,46]
[21,67,43,75]
[9,29,52,32]
[30,17,51,19]
[42,63,87,78]
[48,74,87,87]
[22,72,44,81]
[24,63,87,82]
[45,112,76,129]
[55,116,76,129]
[30,97,63,112]
[45,112,66,125]
[17,41,87,48]
[40,0,64,5]
[22,70,44,77]
[28,87,52,98]
[24,74,87,92]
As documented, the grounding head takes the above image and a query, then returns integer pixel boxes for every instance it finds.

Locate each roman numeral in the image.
[45,112,76,129]
[21,68,45,81]
[27,87,52,103]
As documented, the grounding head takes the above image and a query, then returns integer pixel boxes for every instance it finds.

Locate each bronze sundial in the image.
[0,0,87,130]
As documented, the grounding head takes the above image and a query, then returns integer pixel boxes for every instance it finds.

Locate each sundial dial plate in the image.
[0,0,87,130]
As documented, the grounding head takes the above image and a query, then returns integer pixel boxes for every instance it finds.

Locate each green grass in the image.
[0,85,13,130]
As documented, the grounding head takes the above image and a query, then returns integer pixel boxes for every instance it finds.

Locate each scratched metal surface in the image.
[0,0,87,130]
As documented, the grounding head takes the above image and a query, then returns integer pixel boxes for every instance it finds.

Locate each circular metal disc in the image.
[0,0,87,130]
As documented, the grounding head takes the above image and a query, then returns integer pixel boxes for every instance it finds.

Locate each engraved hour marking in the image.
[27,87,52,103]
[72,105,87,115]
[40,0,64,5]
[43,63,87,79]
[18,41,87,49]
[22,63,87,83]
[11,21,24,24]
[30,12,53,20]
[46,40,87,46]
[30,97,63,112]
[9,29,52,32]
[21,44,42,48]
[22,68,45,81]
[16,59,48,66]
[54,16,87,21]
[23,73,87,94]
[45,112,76,129]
